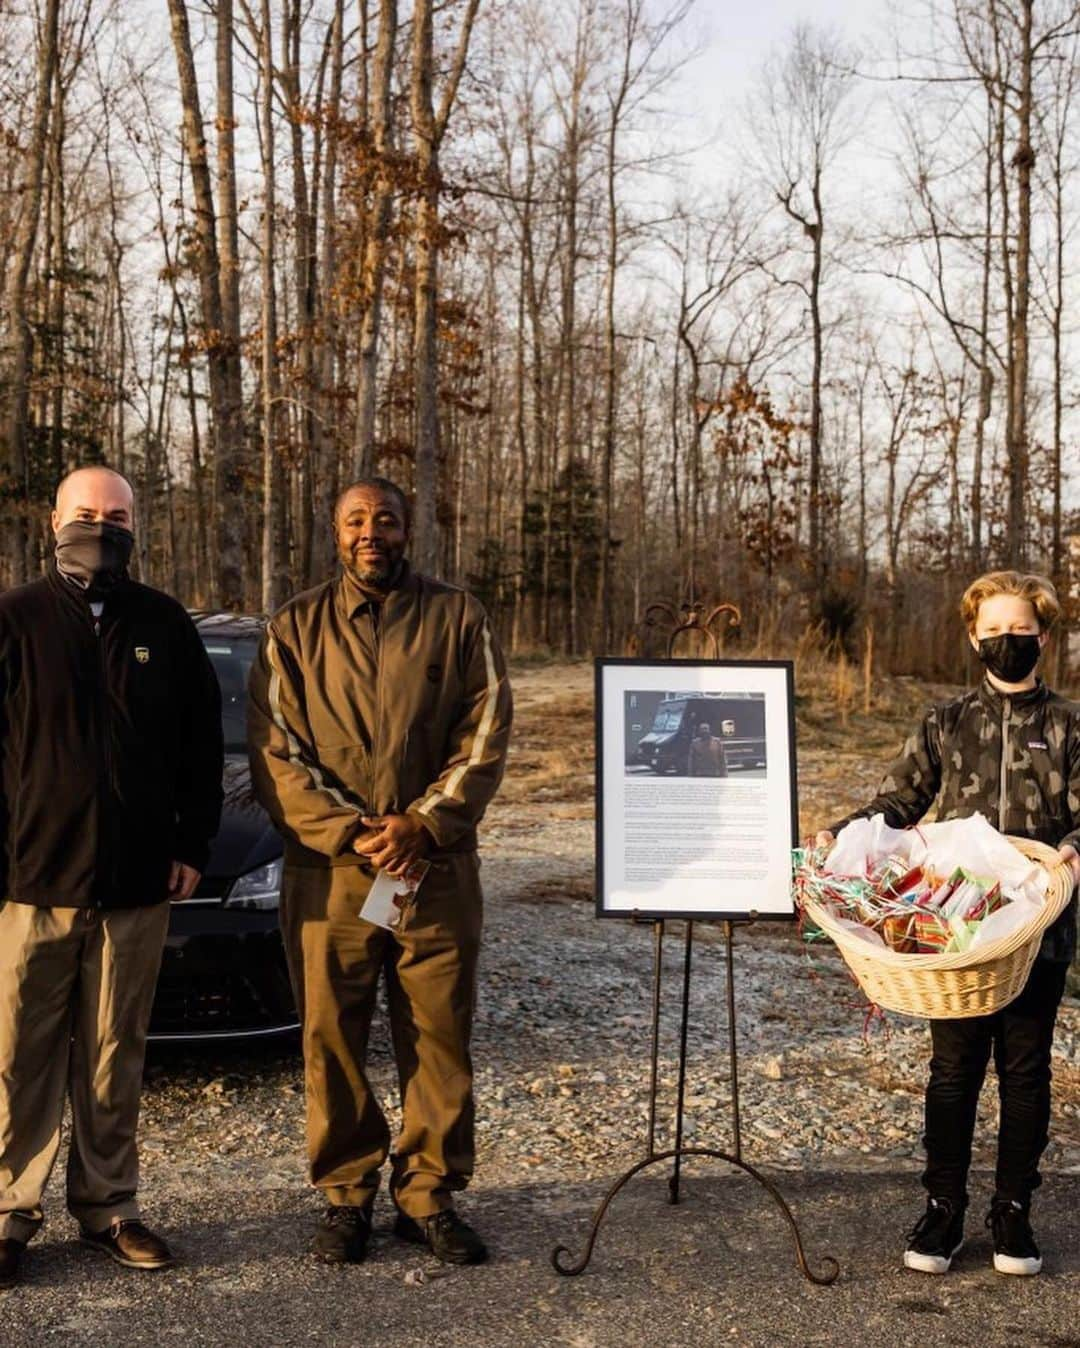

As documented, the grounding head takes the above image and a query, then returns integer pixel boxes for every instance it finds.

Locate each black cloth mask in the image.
[54,520,134,598]
[977,633,1041,684]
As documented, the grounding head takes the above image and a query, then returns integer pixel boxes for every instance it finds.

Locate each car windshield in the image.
[202,638,259,753]
[652,701,685,733]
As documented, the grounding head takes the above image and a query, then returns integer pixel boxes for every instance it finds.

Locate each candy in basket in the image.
[795,813,1049,957]
[792,815,1072,1019]
[810,854,1004,953]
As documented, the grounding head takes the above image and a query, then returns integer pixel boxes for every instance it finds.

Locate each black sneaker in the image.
[988,1199,1042,1276]
[393,1209,488,1265]
[903,1196,965,1274]
[312,1205,373,1264]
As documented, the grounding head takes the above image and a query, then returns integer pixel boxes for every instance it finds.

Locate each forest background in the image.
[2,0,1079,687]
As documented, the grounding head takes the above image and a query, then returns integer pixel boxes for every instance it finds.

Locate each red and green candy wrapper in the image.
[792,845,1013,957]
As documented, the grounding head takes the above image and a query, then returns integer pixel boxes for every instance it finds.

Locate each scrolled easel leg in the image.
[551,1148,841,1284]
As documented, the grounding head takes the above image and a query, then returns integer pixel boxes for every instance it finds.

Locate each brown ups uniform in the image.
[247,564,511,1219]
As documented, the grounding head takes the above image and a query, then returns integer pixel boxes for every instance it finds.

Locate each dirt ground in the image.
[4,658,1080,1347]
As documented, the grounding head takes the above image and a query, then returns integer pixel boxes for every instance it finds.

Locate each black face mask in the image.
[977,633,1041,684]
[54,520,134,598]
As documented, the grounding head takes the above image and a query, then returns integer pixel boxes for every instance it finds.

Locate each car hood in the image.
[203,754,282,881]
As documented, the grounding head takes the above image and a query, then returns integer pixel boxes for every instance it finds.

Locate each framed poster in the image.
[597,658,798,921]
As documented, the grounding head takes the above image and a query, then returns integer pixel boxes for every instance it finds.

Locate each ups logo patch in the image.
[135,646,151,664]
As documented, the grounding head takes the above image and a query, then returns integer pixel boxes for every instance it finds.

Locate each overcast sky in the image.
[671,0,888,143]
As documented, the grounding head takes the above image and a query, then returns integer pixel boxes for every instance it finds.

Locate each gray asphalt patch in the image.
[5,1170,1079,1347]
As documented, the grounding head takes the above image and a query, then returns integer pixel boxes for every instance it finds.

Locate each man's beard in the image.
[341,547,401,590]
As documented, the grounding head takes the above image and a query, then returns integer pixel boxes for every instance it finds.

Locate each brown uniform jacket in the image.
[688,735,728,778]
[247,563,512,866]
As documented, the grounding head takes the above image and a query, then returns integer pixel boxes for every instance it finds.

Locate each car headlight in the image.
[225,857,283,910]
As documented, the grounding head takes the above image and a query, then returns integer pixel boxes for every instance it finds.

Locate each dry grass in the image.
[499,669,594,807]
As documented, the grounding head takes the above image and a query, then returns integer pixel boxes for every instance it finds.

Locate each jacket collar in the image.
[976,674,1050,714]
[45,558,133,613]
[336,558,418,620]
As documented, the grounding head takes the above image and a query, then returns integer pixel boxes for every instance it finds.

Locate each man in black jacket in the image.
[0,467,224,1290]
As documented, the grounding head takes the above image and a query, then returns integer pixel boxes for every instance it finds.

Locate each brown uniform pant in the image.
[280,855,482,1220]
[0,899,170,1242]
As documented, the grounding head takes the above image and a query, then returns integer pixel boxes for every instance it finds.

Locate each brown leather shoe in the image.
[0,1238,24,1290]
[312,1204,373,1264]
[393,1209,488,1265]
[80,1218,174,1270]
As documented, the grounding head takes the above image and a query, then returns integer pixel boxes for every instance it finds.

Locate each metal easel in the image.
[551,601,840,1285]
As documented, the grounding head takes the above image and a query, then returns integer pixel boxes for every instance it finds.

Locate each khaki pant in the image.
[281,855,482,1220]
[0,899,169,1242]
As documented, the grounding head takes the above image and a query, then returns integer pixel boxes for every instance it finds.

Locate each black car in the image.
[148,613,297,1041]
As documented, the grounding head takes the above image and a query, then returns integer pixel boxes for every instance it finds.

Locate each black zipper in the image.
[370,603,383,814]
[91,604,114,904]
[998,695,1011,833]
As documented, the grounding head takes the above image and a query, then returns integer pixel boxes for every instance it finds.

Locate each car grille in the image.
[150,947,295,1038]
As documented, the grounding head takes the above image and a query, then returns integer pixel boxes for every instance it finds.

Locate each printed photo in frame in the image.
[596,658,799,921]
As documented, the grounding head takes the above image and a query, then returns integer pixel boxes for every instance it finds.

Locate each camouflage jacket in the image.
[830,677,1080,963]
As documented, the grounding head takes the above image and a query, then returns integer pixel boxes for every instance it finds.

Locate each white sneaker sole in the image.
[993,1251,1042,1276]
[904,1241,962,1274]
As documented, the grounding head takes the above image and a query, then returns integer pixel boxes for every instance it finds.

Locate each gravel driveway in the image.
[5,662,1079,1344]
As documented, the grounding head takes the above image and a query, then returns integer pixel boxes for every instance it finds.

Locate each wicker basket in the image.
[799,836,1075,1019]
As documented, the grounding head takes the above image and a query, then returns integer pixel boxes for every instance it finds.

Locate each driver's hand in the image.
[352,813,431,876]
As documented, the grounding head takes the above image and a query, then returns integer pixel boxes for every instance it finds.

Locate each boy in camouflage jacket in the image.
[818,571,1080,1279]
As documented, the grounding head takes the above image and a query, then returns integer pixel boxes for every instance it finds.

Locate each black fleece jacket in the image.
[0,565,223,908]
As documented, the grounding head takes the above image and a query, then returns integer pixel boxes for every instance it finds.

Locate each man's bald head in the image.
[52,466,134,535]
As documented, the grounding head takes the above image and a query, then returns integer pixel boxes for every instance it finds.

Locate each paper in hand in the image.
[359,860,430,932]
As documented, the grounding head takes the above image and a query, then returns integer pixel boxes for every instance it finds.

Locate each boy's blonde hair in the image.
[960,570,1061,634]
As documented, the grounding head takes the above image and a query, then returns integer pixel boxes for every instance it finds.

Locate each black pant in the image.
[922,957,1067,1208]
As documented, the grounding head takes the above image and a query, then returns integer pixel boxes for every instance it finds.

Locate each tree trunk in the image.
[2,0,60,583]
[282,0,318,584]
[47,55,65,500]
[353,0,398,477]
[215,0,246,604]
[807,170,824,589]
[1005,0,1033,567]
[311,0,344,578]
[557,6,589,649]
[408,0,480,576]
[259,0,289,612]
[972,84,994,571]
[410,0,440,573]
[166,0,244,606]
[593,19,632,654]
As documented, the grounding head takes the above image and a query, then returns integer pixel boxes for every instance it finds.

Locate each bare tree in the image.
[166,0,245,606]
[256,0,288,611]
[751,22,855,591]
[2,0,60,582]
[592,0,693,651]
[410,0,481,574]
[353,0,398,478]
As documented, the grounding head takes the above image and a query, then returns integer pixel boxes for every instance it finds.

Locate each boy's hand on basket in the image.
[1057,843,1080,890]
[814,830,835,851]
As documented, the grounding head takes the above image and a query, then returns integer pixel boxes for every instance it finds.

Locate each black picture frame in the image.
[595,657,799,922]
